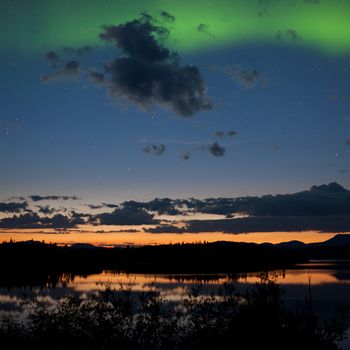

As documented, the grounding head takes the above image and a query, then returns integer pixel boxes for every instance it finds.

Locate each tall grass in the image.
[0,275,347,349]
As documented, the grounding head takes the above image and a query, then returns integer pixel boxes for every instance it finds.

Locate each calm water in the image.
[1,260,350,347]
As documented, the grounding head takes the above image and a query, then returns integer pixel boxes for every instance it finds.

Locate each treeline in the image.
[0,240,305,288]
[2,238,350,288]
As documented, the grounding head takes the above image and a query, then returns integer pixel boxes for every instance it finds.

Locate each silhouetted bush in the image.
[0,276,347,349]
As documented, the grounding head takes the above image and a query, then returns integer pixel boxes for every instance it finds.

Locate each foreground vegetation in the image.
[0,276,347,349]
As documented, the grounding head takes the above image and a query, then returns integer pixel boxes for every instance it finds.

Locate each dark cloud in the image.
[181,182,350,217]
[258,8,269,17]
[276,29,302,41]
[0,212,85,229]
[87,204,105,210]
[98,207,157,225]
[181,152,191,160]
[63,45,94,56]
[227,130,237,137]
[41,61,80,82]
[62,195,80,200]
[215,131,225,138]
[123,198,183,216]
[42,213,85,228]
[89,70,105,85]
[338,169,347,174]
[0,213,42,228]
[45,51,60,68]
[6,196,26,201]
[99,15,170,61]
[215,131,237,138]
[145,225,187,233]
[346,140,350,145]
[160,11,175,22]
[286,29,302,41]
[0,202,28,213]
[185,215,350,234]
[96,15,212,117]
[220,65,267,89]
[182,140,227,159]
[197,23,214,37]
[29,195,80,202]
[36,205,58,215]
[102,203,119,208]
[208,142,225,157]
[143,143,166,156]
[86,203,118,210]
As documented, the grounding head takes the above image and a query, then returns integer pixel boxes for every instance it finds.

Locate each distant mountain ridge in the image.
[312,234,350,247]
[310,182,348,193]
[275,234,350,249]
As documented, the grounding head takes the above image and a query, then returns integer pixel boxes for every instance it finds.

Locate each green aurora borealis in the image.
[2,0,350,55]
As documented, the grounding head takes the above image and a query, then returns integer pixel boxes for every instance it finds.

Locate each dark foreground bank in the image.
[0,276,346,350]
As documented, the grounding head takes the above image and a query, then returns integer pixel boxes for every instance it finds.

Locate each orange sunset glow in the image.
[0,227,339,246]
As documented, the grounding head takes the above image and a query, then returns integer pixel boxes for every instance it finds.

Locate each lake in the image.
[1,260,350,347]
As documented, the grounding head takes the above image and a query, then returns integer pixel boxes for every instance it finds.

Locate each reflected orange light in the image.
[241,269,345,285]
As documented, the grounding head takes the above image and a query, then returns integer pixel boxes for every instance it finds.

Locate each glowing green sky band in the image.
[1,0,350,55]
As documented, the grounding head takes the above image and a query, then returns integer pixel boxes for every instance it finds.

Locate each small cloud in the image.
[89,70,105,85]
[346,140,350,145]
[36,205,58,215]
[98,207,157,225]
[160,11,175,22]
[6,196,26,201]
[63,45,94,56]
[41,60,80,82]
[180,152,191,160]
[197,23,214,37]
[215,130,237,138]
[215,131,225,138]
[227,130,237,137]
[208,142,225,157]
[258,8,269,17]
[143,143,166,156]
[87,203,119,209]
[102,203,119,208]
[145,224,187,233]
[29,195,80,202]
[219,65,268,89]
[45,51,60,68]
[338,169,347,174]
[86,204,105,210]
[276,29,302,41]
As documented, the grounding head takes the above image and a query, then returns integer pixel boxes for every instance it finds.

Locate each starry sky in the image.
[1,0,350,212]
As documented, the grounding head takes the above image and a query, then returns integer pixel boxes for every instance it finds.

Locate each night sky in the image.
[1,0,350,244]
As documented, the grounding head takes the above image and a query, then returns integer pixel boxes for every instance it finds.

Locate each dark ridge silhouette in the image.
[0,240,305,288]
[1,236,350,288]
[315,234,350,246]
[276,240,306,249]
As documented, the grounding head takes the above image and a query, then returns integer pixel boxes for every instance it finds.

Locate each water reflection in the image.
[1,261,350,322]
